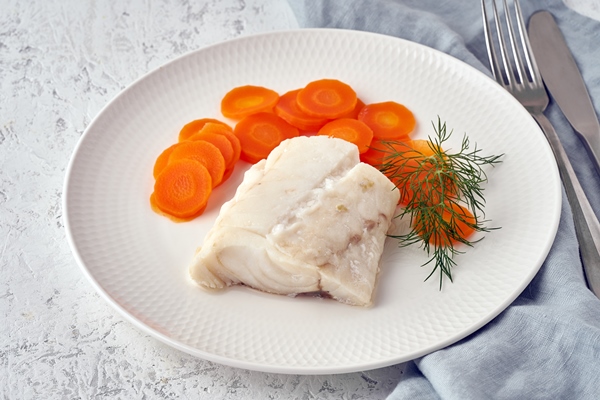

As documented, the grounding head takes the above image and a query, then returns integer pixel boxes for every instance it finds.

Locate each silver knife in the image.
[528,11,600,175]
[528,11,600,296]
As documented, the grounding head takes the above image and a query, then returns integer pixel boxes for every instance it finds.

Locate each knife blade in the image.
[528,11,600,174]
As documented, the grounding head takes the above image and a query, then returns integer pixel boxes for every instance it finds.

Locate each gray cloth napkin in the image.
[287,0,600,398]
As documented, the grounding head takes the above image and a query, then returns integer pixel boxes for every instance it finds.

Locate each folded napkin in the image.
[287,1,600,398]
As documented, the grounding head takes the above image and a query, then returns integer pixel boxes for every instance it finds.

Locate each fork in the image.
[481,0,600,296]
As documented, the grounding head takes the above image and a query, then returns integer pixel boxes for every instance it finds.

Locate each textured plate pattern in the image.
[64,29,561,374]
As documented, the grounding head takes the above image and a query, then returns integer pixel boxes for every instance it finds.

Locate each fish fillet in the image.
[189,136,400,306]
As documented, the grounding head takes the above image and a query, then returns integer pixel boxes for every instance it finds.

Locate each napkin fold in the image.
[287,1,600,398]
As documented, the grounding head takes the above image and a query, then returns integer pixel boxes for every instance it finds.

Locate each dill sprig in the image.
[381,117,503,289]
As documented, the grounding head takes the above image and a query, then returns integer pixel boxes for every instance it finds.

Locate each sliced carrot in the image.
[234,112,300,164]
[153,143,179,179]
[274,89,330,132]
[296,79,357,119]
[382,139,455,206]
[221,85,280,120]
[187,131,236,184]
[414,201,476,246]
[150,192,208,222]
[191,122,241,164]
[187,129,237,184]
[190,122,242,181]
[360,139,384,167]
[358,101,416,140]
[187,130,235,170]
[398,139,446,185]
[218,127,243,182]
[168,140,226,187]
[360,138,386,167]
[151,159,212,220]
[178,118,230,142]
[385,139,435,198]
[317,118,373,154]
[360,138,409,168]
[399,139,439,166]
[193,121,233,135]
[337,98,365,119]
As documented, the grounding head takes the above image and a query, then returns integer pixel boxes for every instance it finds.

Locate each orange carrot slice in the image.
[359,138,409,168]
[187,130,235,169]
[178,118,230,142]
[317,118,374,154]
[337,98,365,119]
[221,85,280,120]
[153,143,179,179]
[151,159,212,220]
[358,101,416,140]
[233,112,300,164]
[383,139,455,206]
[191,122,242,181]
[414,201,476,246]
[296,79,357,119]
[168,140,225,187]
[190,131,237,183]
[187,130,237,185]
[274,89,330,132]
[191,122,241,165]
[398,139,439,166]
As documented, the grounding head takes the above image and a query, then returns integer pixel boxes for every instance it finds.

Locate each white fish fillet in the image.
[189,136,400,306]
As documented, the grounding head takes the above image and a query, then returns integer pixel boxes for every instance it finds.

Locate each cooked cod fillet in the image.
[189,136,400,306]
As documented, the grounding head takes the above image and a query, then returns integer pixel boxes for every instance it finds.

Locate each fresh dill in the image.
[380,117,503,289]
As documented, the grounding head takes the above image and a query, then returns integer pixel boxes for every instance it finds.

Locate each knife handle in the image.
[576,127,600,177]
[532,112,600,297]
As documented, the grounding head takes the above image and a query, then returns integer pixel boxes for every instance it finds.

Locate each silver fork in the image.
[481,0,600,296]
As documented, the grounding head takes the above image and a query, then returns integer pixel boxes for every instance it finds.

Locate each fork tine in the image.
[481,0,502,83]
[481,0,518,86]
[513,0,543,85]
[491,0,516,87]
[484,0,542,88]
[502,0,527,84]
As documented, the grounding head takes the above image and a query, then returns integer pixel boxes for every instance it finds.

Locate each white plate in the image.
[63,29,561,374]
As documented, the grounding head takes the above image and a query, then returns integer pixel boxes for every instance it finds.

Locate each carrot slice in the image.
[187,130,237,184]
[191,122,241,164]
[337,98,365,119]
[360,138,386,167]
[178,118,230,142]
[384,139,435,192]
[274,89,330,132]
[296,79,357,119]
[382,139,455,206]
[360,138,410,168]
[317,118,373,154]
[150,193,206,222]
[153,143,179,179]
[187,130,235,169]
[221,85,280,120]
[399,139,439,166]
[414,201,476,246]
[234,112,300,164]
[168,140,225,187]
[151,159,212,220]
[358,101,416,140]
[190,122,242,181]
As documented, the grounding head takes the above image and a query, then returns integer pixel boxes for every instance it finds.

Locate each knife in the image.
[528,11,600,297]
[528,11,600,175]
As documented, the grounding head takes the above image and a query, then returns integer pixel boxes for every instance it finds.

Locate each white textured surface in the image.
[0,0,594,398]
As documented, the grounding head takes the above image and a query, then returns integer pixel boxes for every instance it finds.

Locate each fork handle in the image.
[532,112,600,297]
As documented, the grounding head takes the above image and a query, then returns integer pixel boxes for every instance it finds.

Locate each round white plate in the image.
[64,29,561,374]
